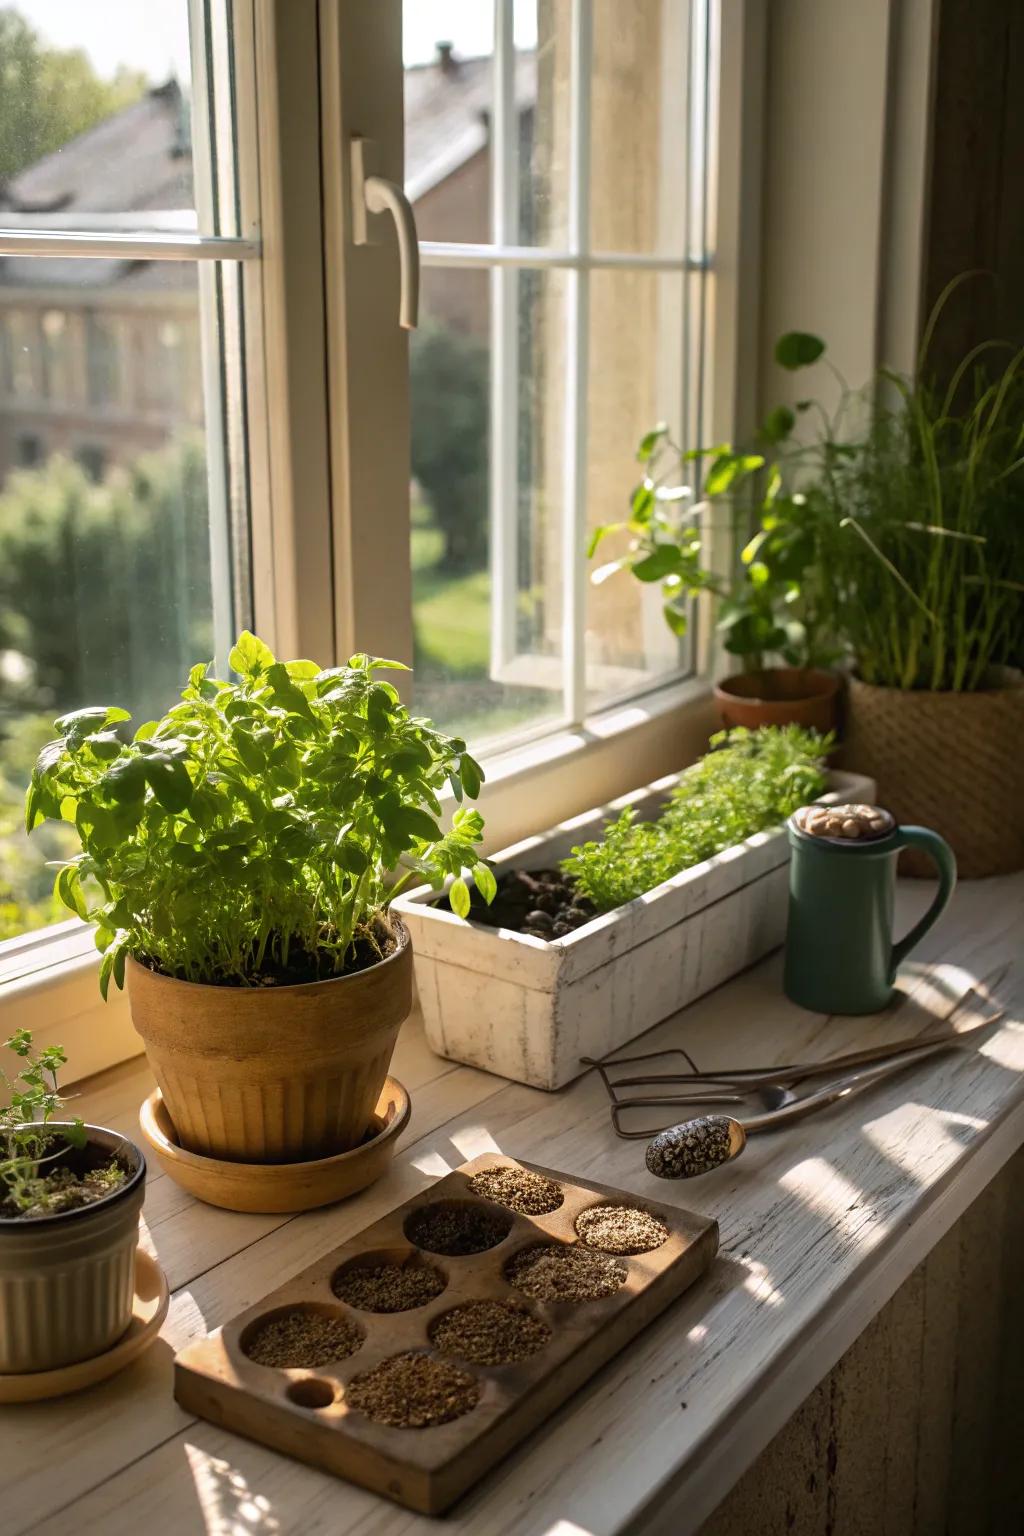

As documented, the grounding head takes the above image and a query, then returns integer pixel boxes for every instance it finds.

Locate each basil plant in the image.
[26,633,494,994]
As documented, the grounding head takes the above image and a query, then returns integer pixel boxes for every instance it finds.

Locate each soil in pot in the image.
[1,1135,129,1219]
[440,867,595,940]
[714,667,840,734]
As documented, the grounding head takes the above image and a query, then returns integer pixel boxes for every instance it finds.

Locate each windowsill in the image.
[1,675,716,1078]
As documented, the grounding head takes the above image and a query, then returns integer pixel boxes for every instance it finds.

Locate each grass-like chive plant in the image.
[26,633,495,993]
[764,279,1024,692]
[561,726,830,913]
[1,1031,88,1216]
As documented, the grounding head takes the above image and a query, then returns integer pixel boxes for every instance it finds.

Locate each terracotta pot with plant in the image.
[25,633,494,1164]
[589,355,843,737]
[780,280,1024,877]
[1,1031,145,1374]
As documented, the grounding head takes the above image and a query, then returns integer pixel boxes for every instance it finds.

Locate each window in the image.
[405,0,712,747]
[0,0,258,942]
[0,0,743,1069]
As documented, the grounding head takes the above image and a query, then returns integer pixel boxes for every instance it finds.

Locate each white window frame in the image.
[0,0,762,1075]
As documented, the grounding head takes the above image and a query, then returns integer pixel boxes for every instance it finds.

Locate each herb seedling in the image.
[561,726,830,912]
[0,1030,86,1215]
[25,634,494,991]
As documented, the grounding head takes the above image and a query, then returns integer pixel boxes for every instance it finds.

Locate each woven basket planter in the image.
[842,671,1024,878]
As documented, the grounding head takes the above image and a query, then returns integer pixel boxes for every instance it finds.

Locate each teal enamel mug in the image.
[783,805,956,1014]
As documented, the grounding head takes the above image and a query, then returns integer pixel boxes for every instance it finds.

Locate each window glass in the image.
[0,5,247,942]
[588,0,692,254]
[584,268,688,708]
[411,265,565,744]
[405,0,706,742]
[0,3,196,227]
[404,2,568,250]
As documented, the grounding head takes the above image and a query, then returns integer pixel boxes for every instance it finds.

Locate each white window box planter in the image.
[394,769,875,1090]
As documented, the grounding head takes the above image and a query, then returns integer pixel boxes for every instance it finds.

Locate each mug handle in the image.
[888,826,957,980]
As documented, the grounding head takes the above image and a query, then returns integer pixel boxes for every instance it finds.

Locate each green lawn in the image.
[410,502,553,742]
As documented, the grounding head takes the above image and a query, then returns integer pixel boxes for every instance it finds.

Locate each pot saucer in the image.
[0,1249,169,1404]
[139,1077,411,1214]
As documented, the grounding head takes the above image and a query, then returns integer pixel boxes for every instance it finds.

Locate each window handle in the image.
[350,137,419,330]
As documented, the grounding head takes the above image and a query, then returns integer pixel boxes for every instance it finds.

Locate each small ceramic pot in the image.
[714,667,840,735]
[126,917,413,1163]
[0,1125,145,1374]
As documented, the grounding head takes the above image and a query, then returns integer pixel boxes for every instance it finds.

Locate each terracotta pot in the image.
[0,1125,144,1374]
[842,670,1024,879]
[139,1076,410,1213]
[125,917,413,1163]
[713,667,840,734]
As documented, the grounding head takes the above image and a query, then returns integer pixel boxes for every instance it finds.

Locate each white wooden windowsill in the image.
[4,874,1022,1535]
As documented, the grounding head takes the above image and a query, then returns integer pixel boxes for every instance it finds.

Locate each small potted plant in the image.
[25,634,492,1164]
[589,349,842,734]
[779,282,1024,876]
[0,1031,145,1373]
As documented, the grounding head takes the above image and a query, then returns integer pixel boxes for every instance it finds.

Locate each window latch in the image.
[350,137,419,330]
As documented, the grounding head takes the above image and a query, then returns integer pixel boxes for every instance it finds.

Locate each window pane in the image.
[410,266,565,745]
[404,0,568,250]
[0,258,238,938]
[589,0,694,255]
[0,2,234,233]
[584,268,689,709]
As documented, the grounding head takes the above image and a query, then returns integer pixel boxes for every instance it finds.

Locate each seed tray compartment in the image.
[174,1153,718,1515]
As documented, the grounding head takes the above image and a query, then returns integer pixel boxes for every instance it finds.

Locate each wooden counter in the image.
[4,875,1023,1536]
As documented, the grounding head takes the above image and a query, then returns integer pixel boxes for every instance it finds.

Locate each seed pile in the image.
[332,1260,446,1313]
[429,1300,551,1366]
[506,1243,626,1303]
[795,802,893,841]
[467,1165,563,1216]
[575,1205,668,1256]
[405,1201,510,1256]
[345,1352,480,1428]
[244,1309,363,1369]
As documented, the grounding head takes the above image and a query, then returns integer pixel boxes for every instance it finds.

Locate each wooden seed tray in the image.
[174,1153,719,1515]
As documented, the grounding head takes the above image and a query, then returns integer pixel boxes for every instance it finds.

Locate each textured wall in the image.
[698,1146,1024,1536]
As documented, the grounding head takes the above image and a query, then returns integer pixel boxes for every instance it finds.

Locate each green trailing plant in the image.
[561,726,830,912]
[25,633,495,992]
[0,1030,86,1215]
[779,281,1024,691]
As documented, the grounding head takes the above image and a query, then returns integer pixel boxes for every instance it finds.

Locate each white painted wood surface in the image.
[3,874,1022,1536]
[397,769,874,1088]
